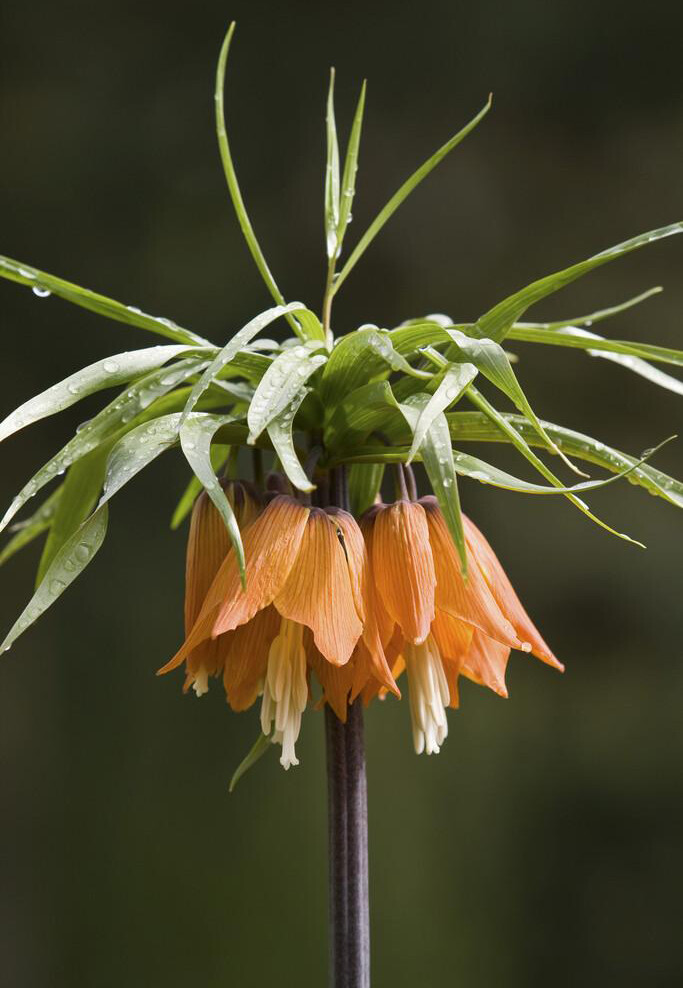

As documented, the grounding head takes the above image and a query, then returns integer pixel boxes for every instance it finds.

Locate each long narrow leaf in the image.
[0,345,201,443]
[475,223,683,343]
[0,487,62,568]
[266,390,314,493]
[336,81,367,255]
[325,68,341,258]
[407,363,478,462]
[170,444,231,530]
[0,505,108,655]
[332,96,492,293]
[247,344,327,443]
[179,414,246,585]
[0,255,210,346]
[99,415,182,506]
[215,24,304,341]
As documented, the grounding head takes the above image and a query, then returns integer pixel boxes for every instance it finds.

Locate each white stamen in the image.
[191,667,209,697]
[260,619,308,769]
[404,635,450,755]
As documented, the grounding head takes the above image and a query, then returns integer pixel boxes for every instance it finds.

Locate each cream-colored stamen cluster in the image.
[260,618,308,769]
[403,636,450,755]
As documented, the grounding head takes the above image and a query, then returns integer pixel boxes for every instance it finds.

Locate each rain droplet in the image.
[103,359,120,374]
[74,543,92,563]
[49,579,66,595]
[32,286,52,298]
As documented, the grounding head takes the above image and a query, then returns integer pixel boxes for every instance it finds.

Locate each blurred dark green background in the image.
[1,1,682,985]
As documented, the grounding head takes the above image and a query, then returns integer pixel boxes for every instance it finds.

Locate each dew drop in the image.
[74,543,92,563]
[103,360,120,374]
[32,286,52,298]
[49,579,66,595]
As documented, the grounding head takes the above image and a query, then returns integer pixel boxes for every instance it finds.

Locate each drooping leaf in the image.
[0,505,109,656]
[447,411,683,510]
[99,415,182,507]
[247,343,327,443]
[406,363,478,462]
[0,345,203,444]
[324,380,405,451]
[474,223,683,343]
[181,302,306,425]
[266,390,314,493]
[444,328,585,474]
[332,96,492,292]
[170,444,231,530]
[0,255,210,346]
[0,487,63,568]
[513,286,662,331]
[400,394,467,573]
[0,357,207,536]
[36,445,109,587]
[179,413,246,584]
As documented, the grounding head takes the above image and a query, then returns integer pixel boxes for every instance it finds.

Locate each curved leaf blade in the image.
[0,487,62,568]
[325,68,341,258]
[229,732,273,793]
[0,345,200,444]
[336,80,367,255]
[99,415,181,507]
[266,389,314,492]
[247,343,327,443]
[406,363,477,462]
[0,504,108,656]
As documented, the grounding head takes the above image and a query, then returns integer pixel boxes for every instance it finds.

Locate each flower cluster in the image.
[160,480,561,768]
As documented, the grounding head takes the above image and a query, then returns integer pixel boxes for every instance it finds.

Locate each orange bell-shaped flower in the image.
[160,495,396,768]
[362,496,562,755]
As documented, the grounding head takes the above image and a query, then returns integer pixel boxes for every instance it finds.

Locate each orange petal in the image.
[462,514,563,671]
[462,629,510,698]
[370,500,436,645]
[306,628,354,721]
[325,508,366,623]
[159,496,308,675]
[431,608,474,663]
[212,495,310,635]
[420,496,521,649]
[441,655,461,709]
[223,605,280,711]
[274,509,363,666]
[359,507,396,649]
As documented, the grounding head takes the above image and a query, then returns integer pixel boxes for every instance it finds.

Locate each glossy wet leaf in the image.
[0,504,108,656]
[0,345,201,444]
[324,68,341,258]
[99,415,182,506]
[247,343,327,443]
[0,255,210,346]
[324,380,404,451]
[266,389,314,492]
[400,394,467,573]
[0,358,206,536]
[336,81,367,255]
[475,223,683,343]
[181,303,306,425]
[447,411,683,510]
[170,444,231,530]
[321,327,430,407]
[0,487,62,568]
[406,362,477,462]
[179,414,246,584]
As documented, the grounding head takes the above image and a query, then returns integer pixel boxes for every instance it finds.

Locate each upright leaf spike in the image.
[325,68,341,258]
[336,80,367,256]
[215,24,305,341]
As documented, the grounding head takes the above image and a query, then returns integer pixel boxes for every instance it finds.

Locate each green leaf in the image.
[445,328,585,475]
[0,345,201,444]
[509,323,683,367]
[179,413,246,585]
[447,411,683,510]
[0,255,210,346]
[400,394,467,574]
[181,303,306,425]
[320,327,431,408]
[475,223,683,343]
[247,342,327,443]
[332,96,492,293]
[0,504,108,656]
[336,80,367,255]
[266,390,314,493]
[324,380,404,451]
[0,487,62,568]
[170,444,231,530]
[0,357,207,536]
[36,446,109,587]
[215,24,304,342]
[514,286,662,331]
[324,68,341,258]
[348,463,384,516]
[99,414,182,507]
[229,732,273,793]
[406,363,478,462]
